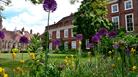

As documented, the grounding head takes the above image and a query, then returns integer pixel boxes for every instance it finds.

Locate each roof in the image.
[46,14,74,28]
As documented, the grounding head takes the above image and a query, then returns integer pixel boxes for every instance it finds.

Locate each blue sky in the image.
[2,0,81,34]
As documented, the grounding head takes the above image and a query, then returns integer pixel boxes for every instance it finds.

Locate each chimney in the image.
[30,29,33,34]
[0,16,3,29]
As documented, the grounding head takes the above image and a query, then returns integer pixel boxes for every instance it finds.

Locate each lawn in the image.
[0,53,89,77]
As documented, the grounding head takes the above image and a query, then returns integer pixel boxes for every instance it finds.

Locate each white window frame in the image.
[111,3,119,13]
[71,41,76,49]
[71,28,74,37]
[64,29,68,38]
[86,39,90,49]
[125,13,134,32]
[112,16,120,29]
[56,30,60,38]
[124,0,133,10]
[49,32,52,39]
[64,41,68,49]
[49,42,52,50]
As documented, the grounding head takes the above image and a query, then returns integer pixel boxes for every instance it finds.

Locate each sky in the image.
[2,0,81,34]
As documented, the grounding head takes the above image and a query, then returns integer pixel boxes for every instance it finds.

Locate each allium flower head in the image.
[108,31,117,38]
[0,31,5,39]
[43,0,57,12]
[52,39,60,46]
[98,28,108,36]
[19,36,29,44]
[95,32,101,39]
[91,35,100,43]
[76,34,83,41]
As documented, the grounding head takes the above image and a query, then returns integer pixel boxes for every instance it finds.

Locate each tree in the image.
[0,0,11,18]
[73,0,112,50]
[41,31,49,51]
[27,0,43,4]
[0,0,11,11]
[28,0,79,4]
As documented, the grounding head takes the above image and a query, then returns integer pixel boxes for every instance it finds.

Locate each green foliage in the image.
[73,0,112,50]
[27,34,42,52]
[0,0,11,11]
[27,0,43,4]
[41,31,49,51]
[73,0,112,37]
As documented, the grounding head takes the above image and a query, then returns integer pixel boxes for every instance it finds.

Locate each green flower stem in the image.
[45,10,50,77]
[120,47,125,77]
[13,57,15,77]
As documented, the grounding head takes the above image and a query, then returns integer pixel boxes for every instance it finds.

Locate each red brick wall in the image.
[60,30,64,39]
[52,31,56,49]
[133,0,138,33]
[107,0,138,33]
[68,28,72,49]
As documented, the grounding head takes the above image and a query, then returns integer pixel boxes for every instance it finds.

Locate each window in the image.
[71,28,74,37]
[64,41,68,49]
[112,16,119,30]
[111,4,119,13]
[124,0,133,10]
[56,31,60,38]
[49,32,52,39]
[86,39,90,49]
[71,41,76,49]
[125,13,134,32]
[49,43,52,50]
[64,29,68,38]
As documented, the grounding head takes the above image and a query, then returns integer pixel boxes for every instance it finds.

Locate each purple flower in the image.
[98,28,108,36]
[76,34,83,41]
[108,31,117,38]
[43,0,57,12]
[0,31,5,39]
[52,39,60,46]
[91,35,100,43]
[19,36,29,44]
[95,32,101,39]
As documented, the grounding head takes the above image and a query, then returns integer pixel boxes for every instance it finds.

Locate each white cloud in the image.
[2,0,81,34]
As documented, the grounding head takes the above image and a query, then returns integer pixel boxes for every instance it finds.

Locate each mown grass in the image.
[0,53,90,77]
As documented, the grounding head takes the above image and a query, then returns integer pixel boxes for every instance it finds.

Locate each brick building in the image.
[107,0,138,33]
[45,0,138,50]
[45,14,80,50]
[0,17,33,52]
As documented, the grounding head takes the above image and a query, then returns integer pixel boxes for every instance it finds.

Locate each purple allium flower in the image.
[108,31,117,38]
[43,0,57,12]
[19,36,29,44]
[91,35,100,43]
[76,34,83,41]
[95,32,101,39]
[98,28,108,36]
[52,39,60,46]
[0,31,5,39]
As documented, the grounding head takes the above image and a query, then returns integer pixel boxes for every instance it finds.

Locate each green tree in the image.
[0,0,11,11]
[41,31,49,51]
[73,0,112,50]
[28,0,78,4]
[28,0,43,4]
